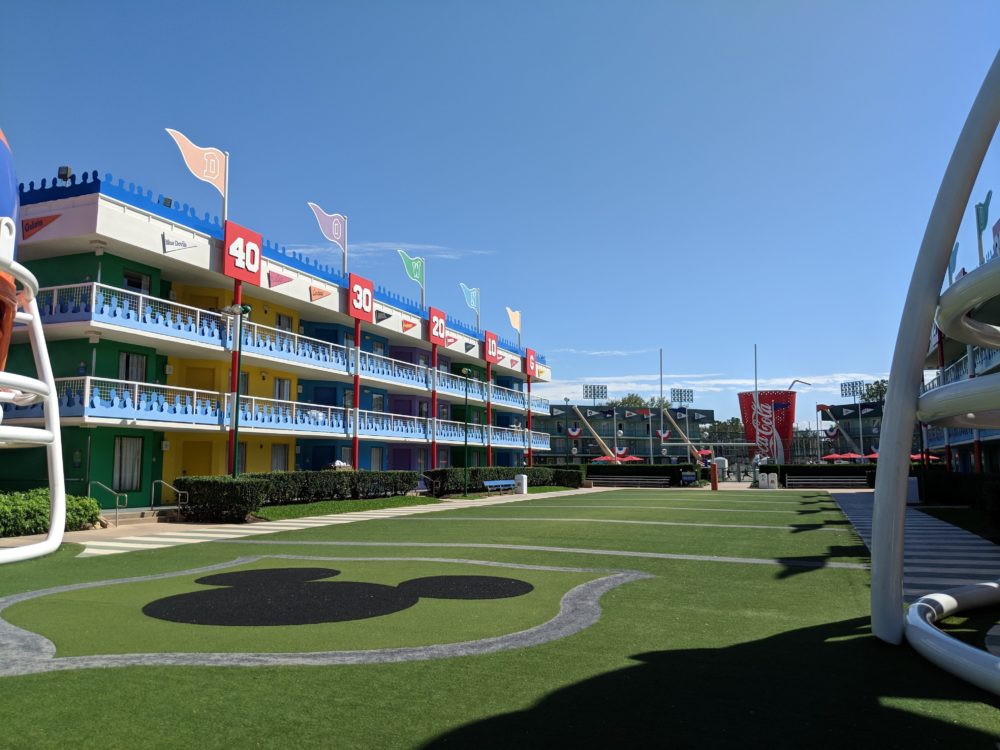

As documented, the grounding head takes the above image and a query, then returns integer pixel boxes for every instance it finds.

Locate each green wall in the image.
[26,252,163,293]
[8,339,165,381]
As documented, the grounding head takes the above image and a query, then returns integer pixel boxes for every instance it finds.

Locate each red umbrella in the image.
[619,455,644,462]
[821,453,843,461]
[839,452,864,460]
[865,452,879,459]
[592,455,618,463]
[910,453,942,461]
[696,449,713,456]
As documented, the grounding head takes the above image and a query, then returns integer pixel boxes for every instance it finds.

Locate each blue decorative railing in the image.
[1,377,550,448]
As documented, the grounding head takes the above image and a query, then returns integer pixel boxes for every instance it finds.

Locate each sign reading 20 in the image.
[428,307,447,346]
[223,221,263,286]
[348,273,374,323]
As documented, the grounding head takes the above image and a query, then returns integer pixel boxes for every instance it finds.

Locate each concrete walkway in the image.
[0,488,613,558]
[833,491,1000,602]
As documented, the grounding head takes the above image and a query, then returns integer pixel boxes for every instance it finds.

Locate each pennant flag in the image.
[586,410,600,417]
[509,356,519,367]
[567,427,583,438]
[816,404,831,412]
[306,203,347,254]
[464,342,475,353]
[165,129,227,197]
[551,408,565,416]
[602,410,615,419]
[398,249,425,287]
[625,410,636,418]
[460,282,480,315]
[21,214,61,239]
[861,407,874,415]
[267,270,293,288]
[309,285,331,302]
[692,412,705,420]
[842,408,854,416]
[505,306,522,334]
[401,320,417,332]
[977,190,992,234]
[948,242,959,282]
[675,408,687,418]
[375,310,393,323]
[446,335,458,346]
[635,409,650,417]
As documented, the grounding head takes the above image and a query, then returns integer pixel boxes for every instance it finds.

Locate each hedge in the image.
[422,466,583,497]
[0,489,101,538]
[585,463,703,485]
[760,463,946,488]
[174,470,422,522]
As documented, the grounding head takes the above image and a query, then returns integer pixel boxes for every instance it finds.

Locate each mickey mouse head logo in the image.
[142,568,534,626]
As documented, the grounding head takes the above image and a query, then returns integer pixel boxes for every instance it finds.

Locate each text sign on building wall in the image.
[428,307,447,346]
[524,348,537,377]
[222,221,262,286]
[484,331,500,364]
[583,384,607,400]
[347,273,374,323]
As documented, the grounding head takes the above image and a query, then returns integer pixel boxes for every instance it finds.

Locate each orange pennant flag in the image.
[165,129,227,198]
[309,285,331,302]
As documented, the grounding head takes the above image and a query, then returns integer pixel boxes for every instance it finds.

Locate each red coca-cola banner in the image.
[737,390,796,462]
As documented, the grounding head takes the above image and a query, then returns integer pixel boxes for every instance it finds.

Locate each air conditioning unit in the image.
[161,441,170,451]
[164,365,174,375]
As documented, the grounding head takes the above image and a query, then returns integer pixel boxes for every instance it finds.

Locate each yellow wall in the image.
[160,432,297,481]
[171,284,301,333]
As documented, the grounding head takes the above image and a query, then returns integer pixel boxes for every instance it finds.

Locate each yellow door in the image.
[182,441,213,477]
[185,367,217,392]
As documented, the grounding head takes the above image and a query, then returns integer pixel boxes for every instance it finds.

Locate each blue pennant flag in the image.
[460,282,480,314]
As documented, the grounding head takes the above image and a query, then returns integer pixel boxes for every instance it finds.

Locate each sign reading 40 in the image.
[223,221,263,286]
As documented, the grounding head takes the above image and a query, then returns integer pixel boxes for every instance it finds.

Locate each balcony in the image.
[28,283,550,414]
[921,345,1000,394]
[1,377,550,450]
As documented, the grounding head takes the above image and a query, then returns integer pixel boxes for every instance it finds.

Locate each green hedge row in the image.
[422,467,583,497]
[584,464,702,484]
[760,463,947,488]
[174,470,421,522]
[0,488,101,538]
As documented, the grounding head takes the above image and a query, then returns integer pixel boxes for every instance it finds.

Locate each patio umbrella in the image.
[839,452,864,460]
[910,453,942,461]
[619,455,644,462]
[865,452,879,459]
[821,453,843,461]
[696,449,713,456]
[592,455,618,463]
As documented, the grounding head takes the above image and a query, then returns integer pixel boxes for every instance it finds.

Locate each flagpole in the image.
[753,344,760,461]
[659,348,663,464]
[343,216,348,277]
[222,150,243,477]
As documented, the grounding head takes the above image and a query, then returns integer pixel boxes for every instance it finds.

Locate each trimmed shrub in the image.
[423,467,559,497]
[585,463,700,486]
[552,469,584,488]
[174,476,270,523]
[0,489,101,538]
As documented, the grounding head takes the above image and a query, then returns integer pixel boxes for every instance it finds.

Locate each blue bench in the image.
[680,471,698,486]
[483,479,516,496]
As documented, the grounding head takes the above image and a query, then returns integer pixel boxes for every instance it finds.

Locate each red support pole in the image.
[486,362,493,467]
[352,318,361,470]
[937,327,951,473]
[974,439,983,473]
[710,462,719,491]
[527,375,533,467]
[226,279,243,474]
[430,343,438,469]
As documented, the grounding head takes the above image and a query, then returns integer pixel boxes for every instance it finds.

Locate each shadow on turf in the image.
[775,543,870,579]
[422,617,999,749]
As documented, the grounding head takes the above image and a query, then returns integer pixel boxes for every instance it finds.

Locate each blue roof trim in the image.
[18,170,540,361]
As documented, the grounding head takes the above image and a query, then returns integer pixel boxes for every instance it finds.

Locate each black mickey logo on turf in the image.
[142,568,534,626]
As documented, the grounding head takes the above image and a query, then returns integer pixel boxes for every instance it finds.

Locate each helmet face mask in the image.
[0,130,67,564]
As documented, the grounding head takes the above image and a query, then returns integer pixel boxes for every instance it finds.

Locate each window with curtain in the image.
[273,377,291,401]
[372,394,385,412]
[237,442,247,474]
[118,351,147,381]
[372,341,385,356]
[112,436,143,492]
[370,447,383,470]
[271,444,289,472]
[418,402,429,418]
[275,313,293,332]
[344,390,354,409]
[122,270,151,294]
[339,445,352,465]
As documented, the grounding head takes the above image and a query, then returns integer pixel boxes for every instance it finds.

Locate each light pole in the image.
[223,303,252,478]
[461,367,473,496]
[841,380,866,456]
[563,396,571,463]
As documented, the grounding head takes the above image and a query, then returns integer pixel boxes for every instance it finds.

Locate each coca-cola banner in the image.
[737,391,796,462]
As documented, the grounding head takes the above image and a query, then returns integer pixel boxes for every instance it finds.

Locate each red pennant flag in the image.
[21,214,61,239]
[510,356,519,367]
[446,335,458,346]
[401,320,417,332]
[267,270,293,288]
[309,286,331,301]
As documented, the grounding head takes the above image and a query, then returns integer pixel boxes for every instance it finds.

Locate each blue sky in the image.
[5,1,999,422]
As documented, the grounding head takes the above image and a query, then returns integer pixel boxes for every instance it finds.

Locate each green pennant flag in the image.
[976,190,992,235]
[398,249,425,288]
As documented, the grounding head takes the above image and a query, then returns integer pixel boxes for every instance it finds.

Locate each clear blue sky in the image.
[5,1,999,422]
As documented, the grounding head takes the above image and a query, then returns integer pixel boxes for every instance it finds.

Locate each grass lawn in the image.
[442,484,575,500]
[0,488,997,748]
[255,495,440,521]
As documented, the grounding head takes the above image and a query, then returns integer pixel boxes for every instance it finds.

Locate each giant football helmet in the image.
[0,128,66,563]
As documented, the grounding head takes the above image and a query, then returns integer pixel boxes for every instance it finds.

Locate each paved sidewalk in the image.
[0,488,612,558]
[833,491,1000,601]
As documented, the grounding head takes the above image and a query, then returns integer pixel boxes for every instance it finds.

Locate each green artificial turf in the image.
[0,488,996,749]
[255,495,439,521]
[443,485,575,499]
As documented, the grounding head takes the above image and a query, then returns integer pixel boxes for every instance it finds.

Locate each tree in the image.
[703,417,744,442]
[606,392,648,408]
[864,379,888,403]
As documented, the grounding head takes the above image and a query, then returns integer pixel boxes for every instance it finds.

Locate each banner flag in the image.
[615,446,628,456]
[460,283,480,315]
[825,426,839,439]
[977,190,992,234]
[165,129,226,197]
[737,390,797,462]
[306,203,347,254]
[267,270,293,288]
[656,429,672,441]
[505,306,522,334]
[567,427,583,438]
[398,249,425,287]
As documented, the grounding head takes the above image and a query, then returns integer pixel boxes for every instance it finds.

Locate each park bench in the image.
[784,476,869,489]
[588,477,672,488]
[680,471,698,486]
[483,479,516,495]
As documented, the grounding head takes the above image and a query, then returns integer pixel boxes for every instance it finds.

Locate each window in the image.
[370,447,383,470]
[344,390,354,409]
[273,377,292,401]
[122,270,151,295]
[372,341,385,356]
[438,403,449,420]
[237,442,247,474]
[112,436,143,492]
[239,372,249,396]
[416,450,427,472]
[275,313,293,332]
[339,446,352,465]
[372,393,385,412]
[345,333,355,348]
[556,422,563,433]
[471,410,481,424]
[417,354,429,368]
[438,448,449,468]
[118,351,147,381]
[418,401,429,418]
[271,444,289,472]
[472,452,481,467]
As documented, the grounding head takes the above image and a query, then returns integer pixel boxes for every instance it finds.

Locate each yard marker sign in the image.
[484,331,500,364]
[223,221,262,286]
[347,273,374,323]
[428,307,447,346]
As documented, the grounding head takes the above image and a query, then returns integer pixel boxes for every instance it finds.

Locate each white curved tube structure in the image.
[0,223,66,564]
[872,51,1000,645]
[906,584,1000,695]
